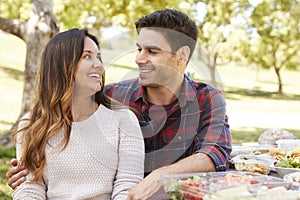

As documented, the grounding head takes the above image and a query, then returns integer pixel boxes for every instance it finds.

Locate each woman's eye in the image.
[83,53,93,59]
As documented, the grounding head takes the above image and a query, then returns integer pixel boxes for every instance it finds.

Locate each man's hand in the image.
[127,169,168,200]
[126,153,215,200]
[6,158,29,190]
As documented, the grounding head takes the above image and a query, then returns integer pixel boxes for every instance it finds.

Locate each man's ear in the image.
[176,46,190,66]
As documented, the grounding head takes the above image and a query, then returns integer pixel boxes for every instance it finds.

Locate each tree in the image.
[0,0,59,146]
[192,0,249,87]
[242,0,300,94]
[0,0,195,146]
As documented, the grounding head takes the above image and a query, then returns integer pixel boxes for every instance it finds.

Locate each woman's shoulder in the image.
[101,105,134,115]
[17,112,31,128]
[98,105,137,122]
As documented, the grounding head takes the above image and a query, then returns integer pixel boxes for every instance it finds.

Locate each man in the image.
[7,9,232,200]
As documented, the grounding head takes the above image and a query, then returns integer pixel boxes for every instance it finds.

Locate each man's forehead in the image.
[136,28,171,49]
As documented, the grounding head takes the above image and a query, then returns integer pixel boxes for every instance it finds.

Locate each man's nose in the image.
[135,50,148,64]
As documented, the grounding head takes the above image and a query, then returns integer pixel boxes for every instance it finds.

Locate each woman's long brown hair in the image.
[13,28,116,183]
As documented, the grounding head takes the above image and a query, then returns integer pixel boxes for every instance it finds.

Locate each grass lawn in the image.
[0,32,300,198]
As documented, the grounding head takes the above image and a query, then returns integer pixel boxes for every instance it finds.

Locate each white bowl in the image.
[276,139,300,151]
[275,167,300,178]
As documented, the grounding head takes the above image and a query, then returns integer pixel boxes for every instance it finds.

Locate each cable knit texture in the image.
[13,105,145,200]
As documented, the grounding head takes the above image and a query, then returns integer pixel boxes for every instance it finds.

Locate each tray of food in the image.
[231,154,275,175]
[160,171,300,200]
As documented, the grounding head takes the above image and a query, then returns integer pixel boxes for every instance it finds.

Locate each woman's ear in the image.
[176,46,190,66]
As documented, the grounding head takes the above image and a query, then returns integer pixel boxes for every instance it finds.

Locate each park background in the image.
[0,0,299,198]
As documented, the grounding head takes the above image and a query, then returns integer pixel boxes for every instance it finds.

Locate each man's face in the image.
[135,28,184,88]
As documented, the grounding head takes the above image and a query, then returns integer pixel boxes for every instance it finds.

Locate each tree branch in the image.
[0,17,25,40]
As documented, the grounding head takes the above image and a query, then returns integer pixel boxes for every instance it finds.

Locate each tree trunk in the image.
[274,66,283,94]
[0,0,59,147]
[210,52,218,87]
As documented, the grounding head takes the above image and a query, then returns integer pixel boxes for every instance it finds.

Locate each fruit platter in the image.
[160,171,300,200]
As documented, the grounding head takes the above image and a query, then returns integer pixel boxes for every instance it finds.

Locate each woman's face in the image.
[73,37,104,97]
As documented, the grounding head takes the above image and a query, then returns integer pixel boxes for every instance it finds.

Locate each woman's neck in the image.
[72,97,98,122]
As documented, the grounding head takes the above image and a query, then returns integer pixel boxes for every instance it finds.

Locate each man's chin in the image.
[138,79,159,87]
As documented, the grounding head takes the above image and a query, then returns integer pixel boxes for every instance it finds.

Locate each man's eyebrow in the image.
[136,43,162,50]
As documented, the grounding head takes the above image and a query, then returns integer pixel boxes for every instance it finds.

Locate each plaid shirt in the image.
[104,75,232,175]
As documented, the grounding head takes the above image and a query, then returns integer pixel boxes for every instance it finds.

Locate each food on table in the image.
[212,173,259,186]
[162,172,300,200]
[273,147,300,177]
[231,144,273,158]
[204,186,300,200]
[258,129,296,145]
[161,175,208,200]
[230,145,255,158]
[275,166,300,178]
[283,172,300,183]
[181,173,259,200]
[231,154,274,174]
[256,186,300,200]
[276,139,300,151]
[269,148,286,160]
[275,147,300,168]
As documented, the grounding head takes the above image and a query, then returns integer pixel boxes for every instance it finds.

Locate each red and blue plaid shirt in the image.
[104,75,232,175]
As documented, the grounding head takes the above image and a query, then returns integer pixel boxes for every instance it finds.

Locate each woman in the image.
[12,28,144,199]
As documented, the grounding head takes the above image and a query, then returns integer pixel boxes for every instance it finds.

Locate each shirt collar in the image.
[178,74,198,106]
[133,85,146,102]
[132,74,197,105]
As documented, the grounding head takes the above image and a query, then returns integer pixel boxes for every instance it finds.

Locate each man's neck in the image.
[145,77,184,105]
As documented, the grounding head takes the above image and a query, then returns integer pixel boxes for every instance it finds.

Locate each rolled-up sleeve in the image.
[194,87,232,171]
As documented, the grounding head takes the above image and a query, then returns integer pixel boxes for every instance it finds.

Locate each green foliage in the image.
[0,147,15,159]
[237,0,300,93]
[0,148,15,199]
[0,0,30,20]
[51,0,194,31]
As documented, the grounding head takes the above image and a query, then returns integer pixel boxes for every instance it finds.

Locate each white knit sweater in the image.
[13,105,145,200]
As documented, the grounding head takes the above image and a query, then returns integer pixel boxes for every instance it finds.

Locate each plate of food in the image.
[273,147,300,177]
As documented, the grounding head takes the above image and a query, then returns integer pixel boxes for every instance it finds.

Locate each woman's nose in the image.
[93,59,104,72]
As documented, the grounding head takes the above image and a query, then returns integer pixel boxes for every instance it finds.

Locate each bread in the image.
[258,129,296,145]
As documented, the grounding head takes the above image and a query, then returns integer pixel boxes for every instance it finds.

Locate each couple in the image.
[7,8,232,200]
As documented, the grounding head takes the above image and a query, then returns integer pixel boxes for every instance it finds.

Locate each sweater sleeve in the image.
[111,109,145,200]
[13,180,46,200]
[12,114,47,200]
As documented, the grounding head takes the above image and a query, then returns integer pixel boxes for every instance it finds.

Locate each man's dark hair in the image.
[135,8,199,60]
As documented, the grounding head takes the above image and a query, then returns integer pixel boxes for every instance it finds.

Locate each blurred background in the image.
[0,0,299,198]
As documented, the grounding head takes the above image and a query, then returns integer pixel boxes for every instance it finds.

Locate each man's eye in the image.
[148,49,157,54]
[137,48,142,52]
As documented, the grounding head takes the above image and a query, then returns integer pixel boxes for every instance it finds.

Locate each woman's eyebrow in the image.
[83,49,101,55]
